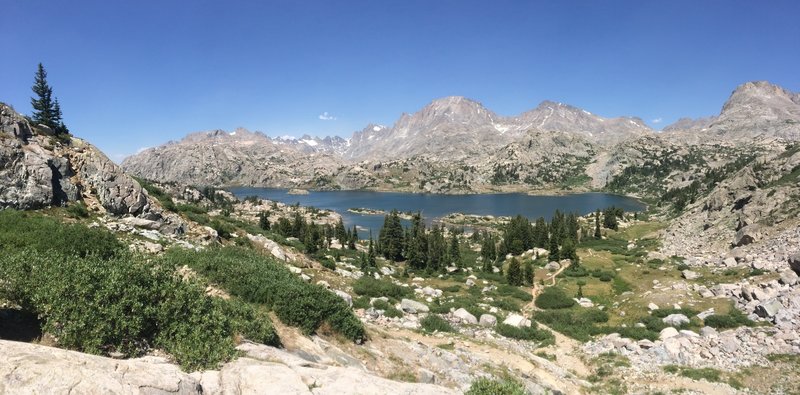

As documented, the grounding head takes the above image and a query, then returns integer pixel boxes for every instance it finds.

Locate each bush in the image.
[65,201,90,218]
[0,210,123,259]
[353,276,413,299]
[0,248,242,370]
[165,246,365,342]
[535,287,576,309]
[420,314,455,333]
[489,297,521,312]
[373,300,404,318]
[496,323,554,345]
[466,378,527,395]
[534,309,609,341]
[703,308,754,329]
[496,284,533,301]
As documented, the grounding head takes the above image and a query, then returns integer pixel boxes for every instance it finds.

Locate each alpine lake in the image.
[229,188,646,237]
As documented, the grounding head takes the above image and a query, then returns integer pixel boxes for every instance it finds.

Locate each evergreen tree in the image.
[548,233,560,261]
[335,218,347,242]
[291,212,305,238]
[52,97,68,135]
[378,210,404,261]
[480,231,496,264]
[258,211,270,230]
[304,225,320,254]
[566,212,579,243]
[602,207,619,231]
[427,225,446,272]
[523,260,534,285]
[449,230,461,269]
[533,217,549,248]
[561,239,579,266]
[324,224,333,249]
[594,209,602,239]
[348,225,358,249]
[406,213,425,270]
[30,64,68,135]
[506,258,523,286]
[31,63,54,128]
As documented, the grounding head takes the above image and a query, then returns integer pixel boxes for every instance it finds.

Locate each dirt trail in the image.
[527,260,571,310]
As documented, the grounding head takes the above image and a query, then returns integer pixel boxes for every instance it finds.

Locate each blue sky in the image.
[1,1,799,161]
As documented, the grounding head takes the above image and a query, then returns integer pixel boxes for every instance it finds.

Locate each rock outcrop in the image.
[0,340,457,395]
[0,103,160,219]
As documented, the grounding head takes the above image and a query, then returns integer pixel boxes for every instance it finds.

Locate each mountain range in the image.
[121,81,800,196]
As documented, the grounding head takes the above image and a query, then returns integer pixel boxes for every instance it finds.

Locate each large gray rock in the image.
[756,298,783,318]
[452,308,477,325]
[479,314,497,327]
[733,224,761,246]
[662,314,690,327]
[400,298,429,314]
[0,340,199,394]
[502,314,531,328]
[659,327,679,340]
[333,290,352,307]
[0,103,160,219]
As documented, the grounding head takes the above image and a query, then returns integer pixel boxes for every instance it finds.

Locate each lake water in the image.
[229,188,646,237]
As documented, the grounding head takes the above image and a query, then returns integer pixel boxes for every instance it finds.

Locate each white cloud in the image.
[318,111,337,121]
[135,146,151,154]
[652,118,663,124]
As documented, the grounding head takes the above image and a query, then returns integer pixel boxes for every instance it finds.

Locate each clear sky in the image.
[1,1,799,161]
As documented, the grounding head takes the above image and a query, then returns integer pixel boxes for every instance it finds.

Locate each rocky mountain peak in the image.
[721,81,800,116]
[405,96,497,127]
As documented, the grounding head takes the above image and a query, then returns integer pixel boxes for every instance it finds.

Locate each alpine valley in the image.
[2,80,800,395]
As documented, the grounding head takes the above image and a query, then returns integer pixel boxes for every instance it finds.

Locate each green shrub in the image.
[321,259,336,270]
[352,276,412,299]
[443,285,461,293]
[165,246,365,342]
[534,309,609,341]
[466,377,527,395]
[703,308,754,329]
[420,314,455,333]
[65,201,90,218]
[489,297,521,312]
[0,210,123,259]
[496,284,533,301]
[373,300,404,318]
[352,295,371,310]
[496,323,554,345]
[535,287,575,309]
[0,248,241,370]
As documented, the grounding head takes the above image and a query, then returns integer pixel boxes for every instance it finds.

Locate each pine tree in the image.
[523,260,534,285]
[52,98,68,135]
[367,236,377,270]
[548,233,560,261]
[449,230,461,269]
[30,63,68,135]
[566,212,579,243]
[258,211,270,230]
[31,63,54,128]
[379,210,405,261]
[594,209,602,239]
[335,218,347,242]
[348,225,358,249]
[561,239,579,266]
[506,258,523,286]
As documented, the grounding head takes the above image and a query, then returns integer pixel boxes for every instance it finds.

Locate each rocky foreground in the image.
[0,340,454,395]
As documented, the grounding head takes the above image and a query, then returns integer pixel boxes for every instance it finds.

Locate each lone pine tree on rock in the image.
[30,63,69,135]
